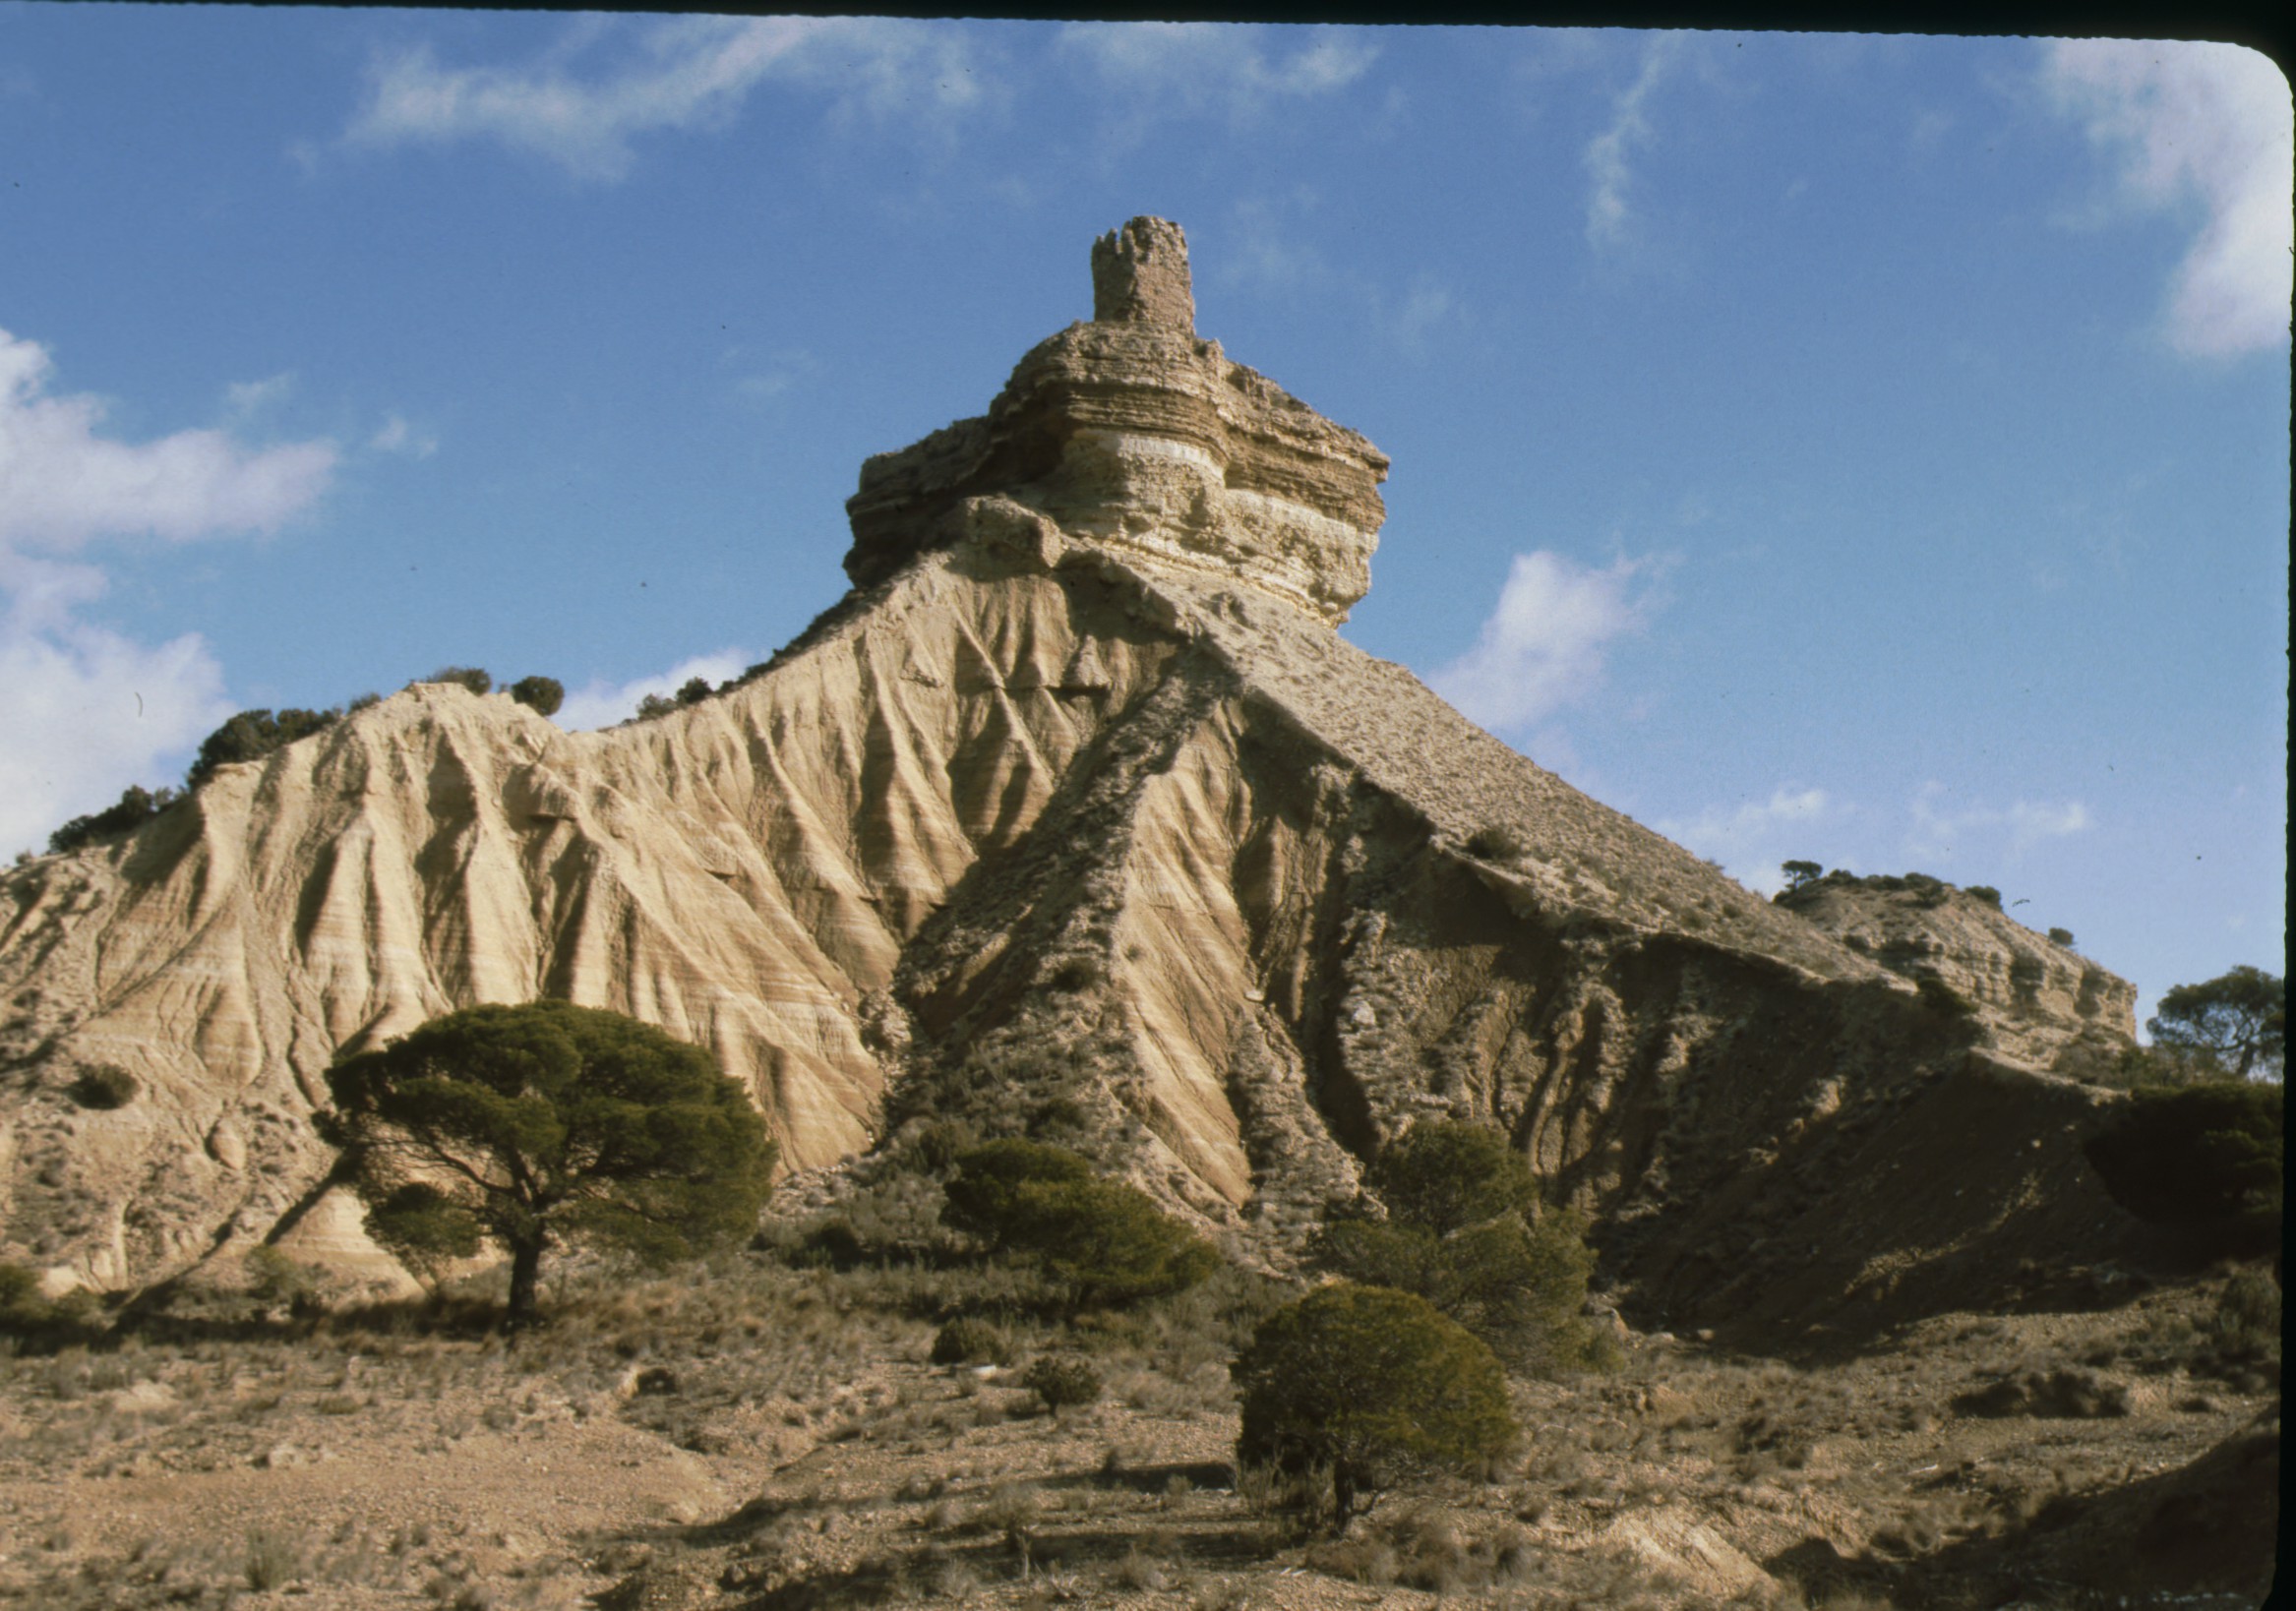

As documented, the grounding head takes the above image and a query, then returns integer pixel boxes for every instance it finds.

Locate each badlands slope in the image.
[0,220,2142,1342]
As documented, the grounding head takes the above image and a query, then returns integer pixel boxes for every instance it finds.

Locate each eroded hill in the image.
[0,220,2146,1350]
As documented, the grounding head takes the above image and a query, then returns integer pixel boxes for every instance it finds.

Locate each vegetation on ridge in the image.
[37,664,567,858]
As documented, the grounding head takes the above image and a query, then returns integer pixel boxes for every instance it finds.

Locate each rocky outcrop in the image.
[1775,873,2137,1079]
[0,219,2146,1342]
[844,217,1389,624]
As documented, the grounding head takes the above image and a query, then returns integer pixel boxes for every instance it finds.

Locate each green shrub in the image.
[1311,1219,1448,1299]
[2083,1083,2282,1257]
[2208,1271,2280,1355]
[634,692,678,721]
[931,1316,1013,1366]
[0,1262,102,1348]
[1780,860,1824,893]
[66,1062,139,1109]
[1023,1354,1102,1417]
[940,1140,1093,1240]
[509,676,564,716]
[676,676,712,706]
[1438,1210,1616,1376]
[47,784,180,855]
[0,1262,43,1322]
[361,1183,484,1289]
[1312,1207,1612,1377]
[1235,1283,1518,1526]
[244,1246,328,1313]
[941,1141,1216,1309]
[2048,926,2077,949]
[423,666,492,695]
[185,707,341,791]
[1367,1121,1541,1238]
[903,1119,981,1175]
[1965,885,2003,908]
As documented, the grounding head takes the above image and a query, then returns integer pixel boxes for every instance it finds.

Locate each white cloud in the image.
[556,648,755,732]
[1429,551,1656,733]
[1906,781,2093,861]
[0,328,336,854]
[1657,786,1842,893]
[0,328,337,551]
[369,415,438,458]
[1584,32,1686,250]
[0,556,232,855]
[1057,23,1377,127]
[2041,39,2293,357]
[345,16,997,182]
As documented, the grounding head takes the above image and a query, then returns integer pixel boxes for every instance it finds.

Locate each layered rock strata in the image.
[0,219,2143,1344]
[844,216,1389,624]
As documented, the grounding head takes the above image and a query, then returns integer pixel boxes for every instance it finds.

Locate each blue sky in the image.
[0,13,2286,1031]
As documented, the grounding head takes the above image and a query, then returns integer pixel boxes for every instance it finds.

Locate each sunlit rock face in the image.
[1,218,2142,1344]
[843,216,1390,625]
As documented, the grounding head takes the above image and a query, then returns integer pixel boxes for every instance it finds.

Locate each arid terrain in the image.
[0,218,2277,1608]
[0,1220,2277,1610]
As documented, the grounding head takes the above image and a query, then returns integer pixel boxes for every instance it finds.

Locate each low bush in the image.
[422,666,492,695]
[47,784,180,855]
[1324,1120,1615,1376]
[0,1262,102,1349]
[2083,1083,2282,1257]
[931,1317,1013,1366]
[940,1141,1217,1310]
[1367,1120,1541,1238]
[185,706,342,790]
[1236,1283,1518,1526]
[65,1062,140,1109]
[509,676,564,716]
[2208,1271,2280,1356]
[1023,1354,1102,1417]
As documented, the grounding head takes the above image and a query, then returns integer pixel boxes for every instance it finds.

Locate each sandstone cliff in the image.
[0,219,2142,1341]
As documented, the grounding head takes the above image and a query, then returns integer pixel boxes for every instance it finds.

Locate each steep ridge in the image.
[0,219,2142,1342]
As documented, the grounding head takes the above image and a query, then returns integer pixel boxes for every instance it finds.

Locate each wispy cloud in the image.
[1658,786,1843,893]
[1392,275,1459,351]
[1057,23,1377,133]
[0,328,336,552]
[1584,32,1686,251]
[1906,781,2093,861]
[556,647,755,732]
[721,345,819,405]
[369,414,438,458]
[2040,39,2293,357]
[0,328,335,852]
[223,373,295,423]
[1429,551,1657,733]
[345,16,997,182]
